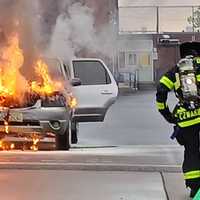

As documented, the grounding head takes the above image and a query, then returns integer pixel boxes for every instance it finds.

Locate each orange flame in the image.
[0,33,64,107]
[31,60,62,95]
[4,121,9,134]
[0,33,67,147]
[30,137,39,151]
[0,33,26,105]
[68,95,78,109]
[10,143,15,150]
[0,141,15,150]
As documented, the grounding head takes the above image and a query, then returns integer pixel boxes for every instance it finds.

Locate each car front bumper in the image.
[0,120,69,137]
[0,104,71,137]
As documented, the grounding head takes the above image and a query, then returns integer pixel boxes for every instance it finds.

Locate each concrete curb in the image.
[0,162,182,172]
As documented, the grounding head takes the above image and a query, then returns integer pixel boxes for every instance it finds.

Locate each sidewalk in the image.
[0,145,192,199]
[162,172,189,200]
[0,170,186,200]
[72,145,190,199]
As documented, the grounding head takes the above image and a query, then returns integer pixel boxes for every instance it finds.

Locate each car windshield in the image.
[43,58,64,82]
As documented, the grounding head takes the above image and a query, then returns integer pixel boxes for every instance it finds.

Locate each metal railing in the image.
[116,71,139,90]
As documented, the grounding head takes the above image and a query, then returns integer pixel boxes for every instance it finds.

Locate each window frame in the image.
[63,64,71,79]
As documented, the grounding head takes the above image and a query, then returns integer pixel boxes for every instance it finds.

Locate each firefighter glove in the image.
[160,107,177,124]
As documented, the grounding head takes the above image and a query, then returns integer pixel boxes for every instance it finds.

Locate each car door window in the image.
[73,60,111,85]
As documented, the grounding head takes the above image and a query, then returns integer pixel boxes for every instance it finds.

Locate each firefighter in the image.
[156,42,200,198]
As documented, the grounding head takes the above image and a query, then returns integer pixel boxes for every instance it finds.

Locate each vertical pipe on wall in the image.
[156,6,159,33]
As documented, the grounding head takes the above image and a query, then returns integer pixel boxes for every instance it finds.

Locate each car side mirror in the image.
[71,78,81,86]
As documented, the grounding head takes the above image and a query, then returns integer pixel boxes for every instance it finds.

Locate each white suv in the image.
[61,58,118,143]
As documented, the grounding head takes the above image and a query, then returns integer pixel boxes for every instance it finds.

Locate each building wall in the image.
[117,33,200,84]
[153,33,200,82]
[84,0,118,27]
[117,35,154,82]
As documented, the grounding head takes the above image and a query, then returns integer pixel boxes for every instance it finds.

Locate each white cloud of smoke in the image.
[0,0,116,63]
[46,1,117,62]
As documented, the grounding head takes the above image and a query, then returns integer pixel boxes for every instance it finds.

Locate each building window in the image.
[119,52,125,68]
[127,52,137,65]
[139,53,151,66]
[128,53,136,65]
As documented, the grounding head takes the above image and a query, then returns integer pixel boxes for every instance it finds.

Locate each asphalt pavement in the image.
[78,90,178,146]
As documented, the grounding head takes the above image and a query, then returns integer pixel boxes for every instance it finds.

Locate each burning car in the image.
[0,34,76,150]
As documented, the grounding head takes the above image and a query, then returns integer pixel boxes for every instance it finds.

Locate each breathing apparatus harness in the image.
[175,56,200,110]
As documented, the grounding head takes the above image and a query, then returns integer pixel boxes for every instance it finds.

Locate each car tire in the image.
[55,128,70,151]
[71,121,78,144]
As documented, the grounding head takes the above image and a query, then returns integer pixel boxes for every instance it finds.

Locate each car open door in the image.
[71,58,118,122]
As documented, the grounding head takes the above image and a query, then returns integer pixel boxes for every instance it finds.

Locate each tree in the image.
[188,6,200,32]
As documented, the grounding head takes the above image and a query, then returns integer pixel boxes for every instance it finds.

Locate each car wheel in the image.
[71,121,78,144]
[55,128,70,151]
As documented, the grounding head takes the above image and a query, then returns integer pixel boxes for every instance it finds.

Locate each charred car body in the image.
[0,57,76,150]
[0,33,117,151]
[0,93,71,150]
